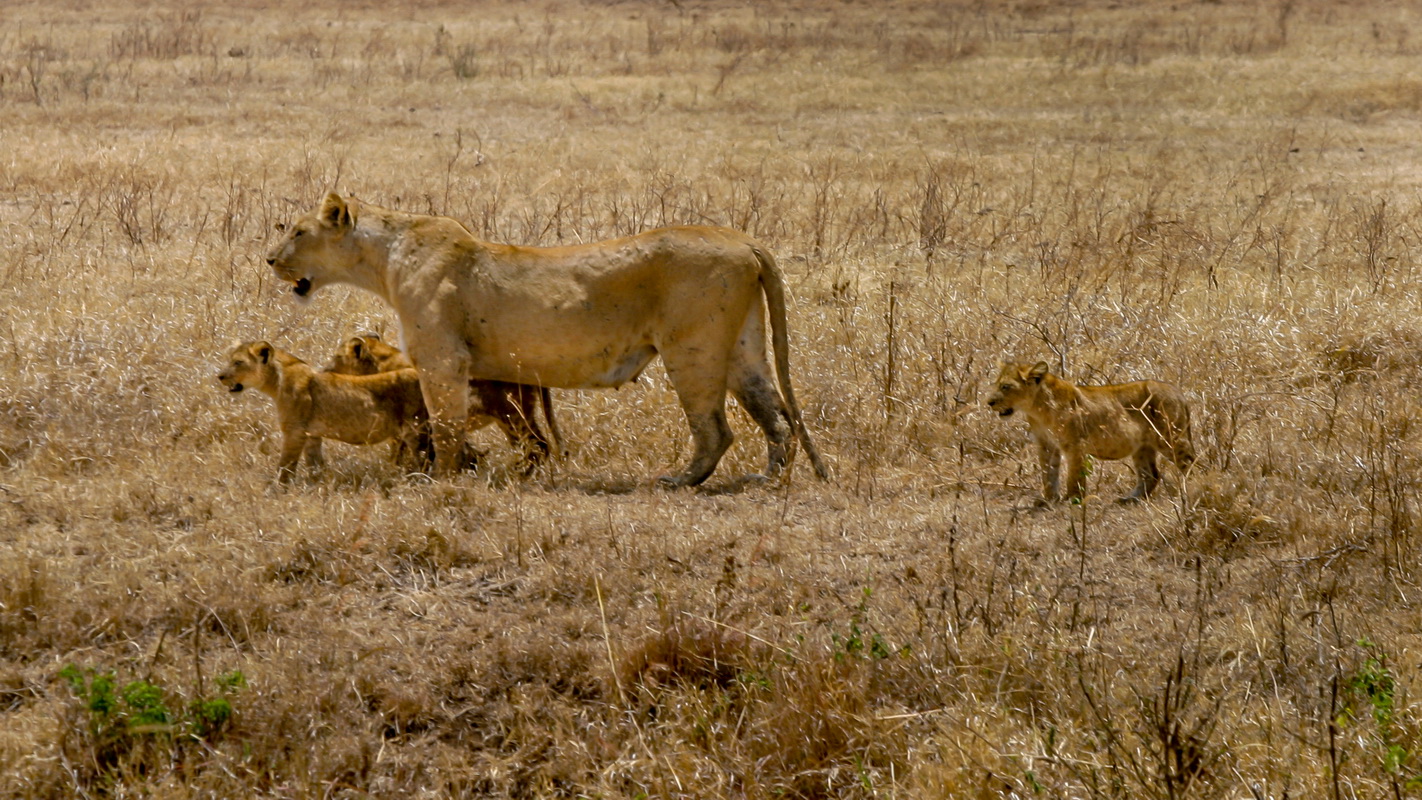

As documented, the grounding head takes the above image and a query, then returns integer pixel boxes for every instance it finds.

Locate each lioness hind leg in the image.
[659,407,733,488]
[660,341,736,487]
[732,369,793,478]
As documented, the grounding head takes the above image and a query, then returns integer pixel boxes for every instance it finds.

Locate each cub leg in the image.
[1124,447,1162,502]
[303,438,326,471]
[1035,436,1063,503]
[277,430,312,483]
[394,424,432,474]
[1062,446,1090,503]
[475,381,550,472]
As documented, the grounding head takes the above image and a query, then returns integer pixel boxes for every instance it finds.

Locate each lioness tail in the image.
[752,244,830,481]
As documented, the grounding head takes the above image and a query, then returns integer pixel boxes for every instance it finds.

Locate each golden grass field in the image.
[5,0,1422,796]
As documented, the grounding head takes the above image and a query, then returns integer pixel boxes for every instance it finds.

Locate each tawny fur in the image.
[986,361,1195,504]
[327,334,564,470]
[268,193,829,486]
[217,340,429,482]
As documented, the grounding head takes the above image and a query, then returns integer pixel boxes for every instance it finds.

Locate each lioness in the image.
[986,361,1195,504]
[327,334,564,468]
[267,193,829,486]
[217,340,429,482]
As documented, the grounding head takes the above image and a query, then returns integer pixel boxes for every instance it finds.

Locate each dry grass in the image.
[4,0,1422,796]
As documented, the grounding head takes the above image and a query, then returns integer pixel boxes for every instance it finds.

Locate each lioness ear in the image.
[348,338,365,359]
[254,342,273,364]
[1028,361,1050,383]
[319,193,352,229]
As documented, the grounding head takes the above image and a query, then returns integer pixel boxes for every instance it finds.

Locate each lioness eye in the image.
[1000,384,1012,392]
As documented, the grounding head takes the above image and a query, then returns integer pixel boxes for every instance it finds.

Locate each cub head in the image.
[217,340,278,394]
[326,334,408,375]
[986,361,1050,418]
[266,193,358,303]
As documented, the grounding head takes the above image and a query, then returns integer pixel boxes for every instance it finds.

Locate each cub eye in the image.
[999,384,1013,392]
[293,229,305,238]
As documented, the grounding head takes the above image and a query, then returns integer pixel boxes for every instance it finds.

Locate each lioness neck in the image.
[344,202,410,301]
[351,202,481,303]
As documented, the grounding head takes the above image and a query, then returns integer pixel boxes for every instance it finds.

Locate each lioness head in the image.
[266,193,357,303]
[985,361,1050,418]
[326,334,400,376]
[217,340,277,394]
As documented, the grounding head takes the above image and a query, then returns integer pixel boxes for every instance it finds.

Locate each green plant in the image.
[58,664,246,782]
[1346,639,1422,795]
[831,587,897,661]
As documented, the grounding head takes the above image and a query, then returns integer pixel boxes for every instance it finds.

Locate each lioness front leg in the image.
[420,372,471,478]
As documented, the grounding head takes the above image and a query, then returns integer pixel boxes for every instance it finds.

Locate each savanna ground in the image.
[3,0,1422,796]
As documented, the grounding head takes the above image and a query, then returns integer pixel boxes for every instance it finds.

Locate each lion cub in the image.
[986,361,1195,504]
[217,340,430,482]
[326,334,562,469]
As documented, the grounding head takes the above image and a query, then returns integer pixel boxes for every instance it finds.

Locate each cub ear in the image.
[253,342,274,364]
[348,338,366,359]
[1027,361,1050,383]
[318,193,353,229]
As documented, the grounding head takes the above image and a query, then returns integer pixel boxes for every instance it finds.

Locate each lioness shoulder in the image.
[986,361,1195,504]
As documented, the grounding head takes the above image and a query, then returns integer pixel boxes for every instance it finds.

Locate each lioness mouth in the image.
[293,278,312,297]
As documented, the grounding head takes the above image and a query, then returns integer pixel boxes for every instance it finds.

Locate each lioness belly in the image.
[469,341,658,390]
